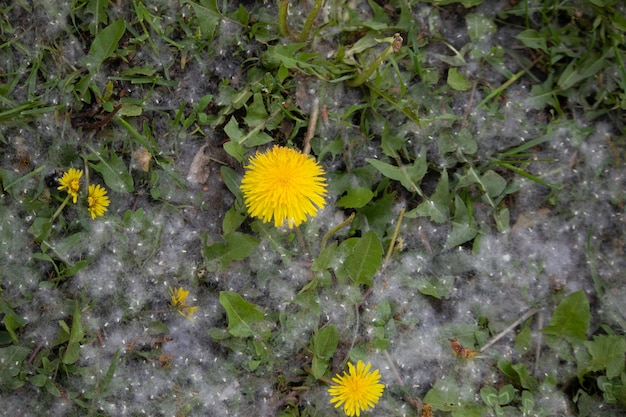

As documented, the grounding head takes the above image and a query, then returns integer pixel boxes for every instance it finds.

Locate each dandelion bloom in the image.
[169,287,198,321]
[328,360,385,416]
[240,146,327,228]
[87,184,110,219]
[57,168,83,203]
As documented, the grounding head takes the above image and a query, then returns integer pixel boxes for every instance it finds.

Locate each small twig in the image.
[480,308,539,352]
[383,206,405,269]
[383,350,423,412]
[302,97,319,155]
[533,311,543,376]
[73,103,123,130]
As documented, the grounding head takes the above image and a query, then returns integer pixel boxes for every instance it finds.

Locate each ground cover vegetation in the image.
[0,0,625,415]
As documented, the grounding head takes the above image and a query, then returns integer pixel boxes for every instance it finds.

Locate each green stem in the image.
[300,0,323,42]
[320,212,355,251]
[51,195,71,223]
[278,0,289,38]
[383,206,405,268]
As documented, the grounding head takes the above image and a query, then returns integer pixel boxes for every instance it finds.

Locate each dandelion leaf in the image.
[541,290,590,341]
[407,169,450,223]
[0,345,29,388]
[89,149,134,193]
[445,195,478,248]
[579,335,626,380]
[204,232,260,269]
[336,187,374,208]
[344,231,383,286]
[219,291,265,338]
[310,325,339,379]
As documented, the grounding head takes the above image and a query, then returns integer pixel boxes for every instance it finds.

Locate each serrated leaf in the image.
[243,93,269,127]
[582,335,626,379]
[310,325,339,379]
[336,187,374,208]
[89,150,134,193]
[407,169,449,223]
[445,195,478,248]
[183,0,221,38]
[541,290,590,340]
[447,68,473,91]
[344,231,383,286]
[219,291,265,338]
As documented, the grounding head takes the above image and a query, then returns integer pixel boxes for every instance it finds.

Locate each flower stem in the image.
[51,195,71,223]
[300,0,323,42]
[320,212,355,250]
[278,0,290,38]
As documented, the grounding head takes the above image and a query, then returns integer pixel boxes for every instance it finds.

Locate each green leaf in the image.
[310,325,339,379]
[515,29,548,52]
[498,384,515,405]
[62,302,85,365]
[581,335,626,379]
[263,44,322,74]
[497,360,538,390]
[220,166,243,205]
[0,345,29,385]
[445,195,478,248]
[447,68,472,91]
[243,93,269,127]
[407,169,449,223]
[466,13,495,41]
[423,375,460,411]
[558,50,612,90]
[85,0,110,34]
[480,386,499,408]
[336,187,374,208]
[480,170,507,198]
[366,153,426,194]
[183,0,221,38]
[89,149,134,193]
[204,231,260,269]
[541,290,590,340]
[416,275,454,299]
[81,18,125,72]
[344,231,383,286]
[219,291,265,338]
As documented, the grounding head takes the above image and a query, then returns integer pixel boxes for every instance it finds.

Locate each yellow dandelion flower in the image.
[170,287,190,306]
[328,360,385,417]
[57,168,83,203]
[169,287,198,321]
[87,184,110,219]
[240,145,327,228]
